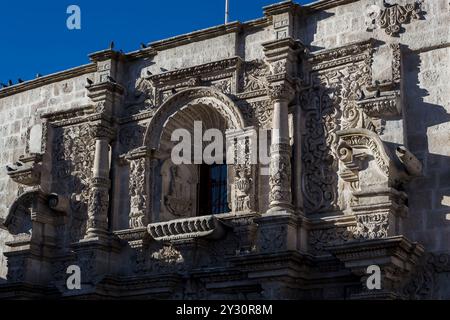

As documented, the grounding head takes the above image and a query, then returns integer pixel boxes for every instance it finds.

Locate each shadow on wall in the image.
[403,47,450,252]
[299,10,335,52]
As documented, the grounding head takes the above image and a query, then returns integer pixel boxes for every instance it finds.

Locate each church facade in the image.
[1,0,450,299]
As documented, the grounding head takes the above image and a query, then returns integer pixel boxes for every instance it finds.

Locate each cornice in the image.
[0,63,96,99]
[305,0,360,12]
[149,22,242,52]
[263,1,302,16]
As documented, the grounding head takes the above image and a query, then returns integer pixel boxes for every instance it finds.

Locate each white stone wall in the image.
[0,74,93,277]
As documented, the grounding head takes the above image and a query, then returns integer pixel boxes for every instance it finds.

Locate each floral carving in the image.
[353,213,389,239]
[151,246,184,264]
[241,59,270,92]
[129,158,147,228]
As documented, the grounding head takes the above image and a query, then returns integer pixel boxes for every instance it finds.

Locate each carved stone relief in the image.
[365,1,423,36]
[301,46,376,214]
[160,160,197,221]
[52,124,95,242]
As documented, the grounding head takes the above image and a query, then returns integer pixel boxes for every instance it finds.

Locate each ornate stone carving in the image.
[357,92,401,118]
[309,226,355,254]
[353,212,389,239]
[269,82,295,102]
[52,124,95,242]
[147,215,226,241]
[144,87,245,149]
[151,246,184,264]
[6,154,42,186]
[366,1,423,36]
[234,165,252,212]
[86,186,109,233]
[391,43,401,83]
[241,59,270,93]
[129,158,147,228]
[269,144,292,205]
[301,48,376,214]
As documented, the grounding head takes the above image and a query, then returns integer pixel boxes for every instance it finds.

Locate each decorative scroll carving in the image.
[211,79,232,94]
[366,1,423,36]
[301,43,375,214]
[241,60,270,93]
[147,215,226,241]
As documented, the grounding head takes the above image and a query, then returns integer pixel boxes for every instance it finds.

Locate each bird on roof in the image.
[86,78,93,86]
[18,78,24,83]
[0,83,7,88]
[140,43,147,49]
[8,80,13,86]
[171,88,177,94]
[160,67,168,72]
[36,73,42,78]
[107,75,116,83]
[109,41,115,50]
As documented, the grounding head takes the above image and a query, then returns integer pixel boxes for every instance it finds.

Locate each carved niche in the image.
[160,160,198,221]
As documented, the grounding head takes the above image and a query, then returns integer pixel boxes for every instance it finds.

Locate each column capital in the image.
[269,82,295,103]
[91,122,115,140]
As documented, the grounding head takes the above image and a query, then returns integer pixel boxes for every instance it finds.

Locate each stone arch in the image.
[143,87,246,151]
[4,190,36,235]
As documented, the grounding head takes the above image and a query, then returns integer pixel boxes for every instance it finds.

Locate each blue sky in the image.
[0,1,311,84]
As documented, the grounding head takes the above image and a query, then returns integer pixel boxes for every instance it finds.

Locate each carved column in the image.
[267,82,295,213]
[85,123,114,239]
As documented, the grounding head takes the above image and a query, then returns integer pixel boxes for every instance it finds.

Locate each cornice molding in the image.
[305,0,359,12]
[0,63,96,99]
[149,22,242,52]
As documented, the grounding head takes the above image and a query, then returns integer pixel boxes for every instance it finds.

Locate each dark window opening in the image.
[198,163,230,215]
